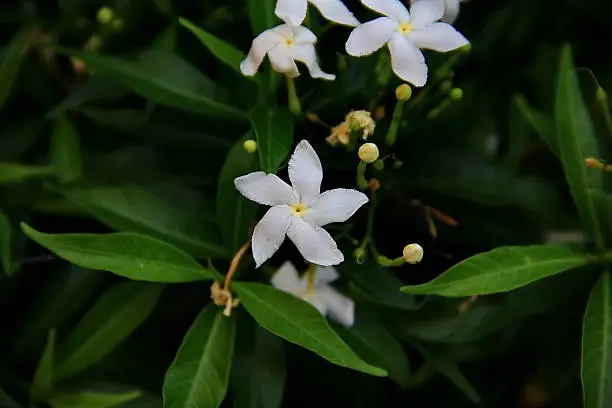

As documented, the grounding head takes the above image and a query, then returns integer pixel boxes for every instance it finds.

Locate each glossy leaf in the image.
[21,224,217,282]
[51,116,83,184]
[47,390,141,408]
[0,208,12,275]
[0,163,54,184]
[249,106,294,173]
[401,245,588,297]
[31,329,57,401]
[163,304,236,408]
[0,28,31,112]
[56,281,163,378]
[233,282,386,376]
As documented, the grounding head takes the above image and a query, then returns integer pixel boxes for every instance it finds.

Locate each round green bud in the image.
[243,139,257,154]
[96,7,114,24]
[597,87,608,103]
[450,88,463,101]
[354,247,366,264]
[110,18,124,30]
[395,84,412,101]
[358,143,379,163]
[373,159,385,171]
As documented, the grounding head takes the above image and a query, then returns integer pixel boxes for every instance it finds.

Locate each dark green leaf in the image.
[45,78,126,118]
[0,208,12,275]
[47,390,141,408]
[0,389,21,408]
[51,116,83,184]
[250,106,294,173]
[247,0,275,35]
[514,94,558,156]
[31,329,57,401]
[0,28,31,112]
[0,163,54,184]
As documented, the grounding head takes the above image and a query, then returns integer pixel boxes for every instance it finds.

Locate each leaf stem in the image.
[286,76,301,116]
[385,99,405,147]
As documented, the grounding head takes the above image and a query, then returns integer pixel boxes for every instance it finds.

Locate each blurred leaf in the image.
[56,281,163,379]
[401,245,588,296]
[62,186,228,259]
[515,94,558,157]
[163,304,235,408]
[233,282,387,376]
[555,45,603,248]
[31,329,57,401]
[51,116,83,184]
[0,119,44,161]
[151,25,177,52]
[179,18,245,73]
[58,48,246,120]
[0,208,12,275]
[46,78,126,118]
[0,28,30,112]
[0,162,54,184]
[47,390,141,408]
[217,133,259,252]
[153,0,174,15]
[248,0,275,35]
[0,389,21,408]
[21,224,217,282]
[250,106,294,173]
[582,270,612,408]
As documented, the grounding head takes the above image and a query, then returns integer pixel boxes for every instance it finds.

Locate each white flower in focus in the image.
[345,0,469,86]
[240,24,335,80]
[234,140,368,267]
[276,0,360,27]
[272,261,355,327]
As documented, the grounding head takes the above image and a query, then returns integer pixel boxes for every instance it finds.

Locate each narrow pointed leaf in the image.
[248,0,275,35]
[47,390,141,408]
[249,106,294,173]
[0,28,31,112]
[515,94,558,157]
[31,329,57,401]
[0,163,55,184]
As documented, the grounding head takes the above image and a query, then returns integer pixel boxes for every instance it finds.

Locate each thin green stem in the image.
[286,76,301,116]
[385,100,405,147]
[356,161,368,190]
[357,194,378,254]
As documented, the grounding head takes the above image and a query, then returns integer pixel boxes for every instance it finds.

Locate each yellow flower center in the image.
[398,23,412,34]
[285,38,295,45]
[291,203,307,216]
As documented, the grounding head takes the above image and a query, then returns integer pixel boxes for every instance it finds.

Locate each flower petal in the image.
[345,17,396,57]
[388,32,427,87]
[318,286,355,327]
[240,29,283,76]
[309,0,360,26]
[234,171,297,206]
[303,293,328,315]
[305,188,368,226]
[271,261,303,293]
[252,206,293,268]
[290,44,336,80]
[288,140,323,204]
[293,25,317,44]
[286,217,343,266]
[442,0,460,23]
[268,43,300,77]
[275,0,308,26]
[315,265,339,285]
[410,22,468,52]
[361,0,410,22]
[409,0,444,28]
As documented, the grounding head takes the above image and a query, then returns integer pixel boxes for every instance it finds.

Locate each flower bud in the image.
[243,139,257,154]
[96,7,114,24]
[597,87,608,103]
[450,88,463,100]
[395,84,412,101]
[402,243,423,264]
[354,247,366,264]
[368,178,380,193]
[358,143,379,163]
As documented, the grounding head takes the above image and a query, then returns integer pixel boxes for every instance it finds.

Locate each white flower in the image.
[275,0,360,27]
[345,0,469,87]
[272,261,355,327]
[240,24,335,80]
[440,0,467,24]
[234,140,368,267]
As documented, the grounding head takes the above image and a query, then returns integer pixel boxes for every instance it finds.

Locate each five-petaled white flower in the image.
[275,0,360,28]
[272,261,355,327]
[346,0,469,87]
[234,140,368,267]
[240,24,335,80]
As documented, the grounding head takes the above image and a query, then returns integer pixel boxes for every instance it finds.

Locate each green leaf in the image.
[163,304,236,408]
[247,0,275,35]
[555,45,603,248]
[51,116,83,184]
[217,133,259,252]
[56,281,163,379]
[249,106,294,173]
[514,94,558,157]
[47,390,141,408]
[0,389,22,408]
[57,48,245,120]
[0,28,31,112]
[46,77,126,118]
[21,224,217,282]
[179,18,245,73]
[401,245,588,297]
[0,208,12,275]
[62,186,228,259]
[31,329,57,401]
[0,162,55,184]
[582,271,612,408]
[233,282,387,376]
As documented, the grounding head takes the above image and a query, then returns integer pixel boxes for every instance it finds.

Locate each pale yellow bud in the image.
[395,84,412,101]
[96,7,114,24]
[402,243,423,264]
[358,143,379,163]
[243,139,257,154]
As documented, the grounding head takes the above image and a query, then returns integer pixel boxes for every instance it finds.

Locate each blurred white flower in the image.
[234,140,368,267]
[276,0,359,27]
[345,0,469,86]
[272,261,355,327]
[240,24,335,80]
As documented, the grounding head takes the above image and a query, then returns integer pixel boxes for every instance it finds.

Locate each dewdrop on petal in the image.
[243,139,257,153]
[346,110,375,140]
[403,243,423,264]
[358,143,379,163]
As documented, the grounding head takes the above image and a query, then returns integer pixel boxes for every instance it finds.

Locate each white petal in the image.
[271,24,296,38]
[305,188,368,226]
[388,32,427,87]
[315,265,339,285]
[240,29,283,76]
[361,0,410,22]
[345,17,396,57]
[410,22,468,52]
[268,43,300,77]
[290,44,336,80]
[234,172,297,206]
[409,0,444,28]
[275,0,308,26]
[252,206,293,268]
[288,140,323,205]
[293,25,317,44]
[271,261,303,294]
[286,217,343,266]
[309,0,360,27]
[442,0,460,23]
[318,286,355,327]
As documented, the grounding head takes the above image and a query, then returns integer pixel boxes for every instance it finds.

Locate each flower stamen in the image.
[398,23,412,34]
[291,203,308,216]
